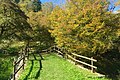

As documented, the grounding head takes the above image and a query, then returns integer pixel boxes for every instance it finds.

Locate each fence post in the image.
[27,48,29,60]
[91,57,94,73]
[53,46,55,51]
[13,58,16,80]
[65,53,68,59]
[65,50,69,59]
[66,54,68,59]
[73,54,77,65]
[50,48,51,53]
[23,52,25,70]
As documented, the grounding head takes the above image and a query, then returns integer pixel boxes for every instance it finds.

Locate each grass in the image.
[19,53,109,80]
[0,53,14,80]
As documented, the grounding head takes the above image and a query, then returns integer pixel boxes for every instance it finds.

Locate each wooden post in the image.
[22,49,24,54]
[65,53,67,59]
[74,55,77,65]
[25,47,27,60]
[27,48,29,60]
[91,57,94,73]
[49,49,51,53]
[25,40,29,60]
[53,46,55,51]
[66,54,68,59]
[13,58,16,80]
[23,52,25,70]
[65,50,68,59]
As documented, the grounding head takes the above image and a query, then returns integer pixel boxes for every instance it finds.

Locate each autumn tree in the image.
[49,0,120,56]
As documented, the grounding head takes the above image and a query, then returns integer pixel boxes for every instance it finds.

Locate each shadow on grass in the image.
[23,60,42,80]
[35,68,41,79]
[35,60,42,79]
[24,60,34,80]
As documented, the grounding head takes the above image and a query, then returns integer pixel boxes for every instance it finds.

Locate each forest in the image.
[0,0,120,80]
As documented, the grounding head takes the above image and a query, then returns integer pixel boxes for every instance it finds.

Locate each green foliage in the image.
[32,0,41,12]
[18,1,54,49]
[0,55,13,80]
[21,0,42,12]
[15,0,20,3]
[27,11,54,49]
[6,47,19,55]
[0,0,32,41]
[0,1,119,79]
[96,49,120,79]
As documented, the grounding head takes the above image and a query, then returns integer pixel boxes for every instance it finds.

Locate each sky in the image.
[40,0,65,5]
[40,0,120,11]
[109,0,120,11]
[114,6,120,11]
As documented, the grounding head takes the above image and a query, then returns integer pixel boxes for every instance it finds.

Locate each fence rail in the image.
[8,47,29,80]
[71,53,97,62]
[12,52,26,80]
[52,46,97,73]
[9,45,97,80]
[28,46,97,73]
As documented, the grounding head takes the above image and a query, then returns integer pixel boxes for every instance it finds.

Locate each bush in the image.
[0,58,13,80]
[6,47,19,55]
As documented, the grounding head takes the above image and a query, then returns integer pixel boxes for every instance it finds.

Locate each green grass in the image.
[0,54,13,80]
[19,53,109,80]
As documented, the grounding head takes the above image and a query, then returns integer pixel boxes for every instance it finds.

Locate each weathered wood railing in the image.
[29,46,97,73]
[52,46,97,73]
[67,53,97,72]
[9,45,97,80]
[12,52,26,80]
[9,46,46,80]
[8,47,29,80]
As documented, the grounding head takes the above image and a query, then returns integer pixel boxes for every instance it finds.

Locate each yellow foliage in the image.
[22,0,119,56]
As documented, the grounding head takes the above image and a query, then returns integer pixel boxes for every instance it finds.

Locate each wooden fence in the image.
[8,48,29,80]
[52,46,97,73]
[10,47,44,80]
[26,46,97,73]
[9,45,97,80]
[12,52,26,80]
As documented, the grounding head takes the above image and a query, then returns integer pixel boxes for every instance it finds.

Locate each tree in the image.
[0,0,32,47]
[32,0,41,12]
[27,11,54,49]
[13,0,42,12]
[49,0,120,56]
[42,2,54,15]
[19,1,54,49]
[14,0,20,3]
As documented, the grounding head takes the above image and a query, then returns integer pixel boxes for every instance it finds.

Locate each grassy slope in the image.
[19,53,109,80]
